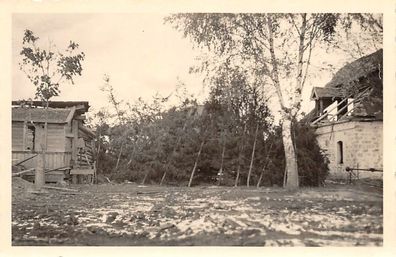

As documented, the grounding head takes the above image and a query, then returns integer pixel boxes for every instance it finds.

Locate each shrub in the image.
[261,123,329,187]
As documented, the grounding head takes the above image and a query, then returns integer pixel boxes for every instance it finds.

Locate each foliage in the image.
[91,75,328,187]
[165,13,381,189]
[261,123,329,187]
[89,13,381,187]
[19,29,85,103]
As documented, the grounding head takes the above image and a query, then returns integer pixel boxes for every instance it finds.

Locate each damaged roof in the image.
[12,107,72,123]
[312,49,382,99]
[307,49,383,123]
[324,49,382,89]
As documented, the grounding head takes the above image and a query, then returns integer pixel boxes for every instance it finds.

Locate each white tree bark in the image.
[188,140,205,187]
[266,15,305,189]
[282,118,298,189]
[234,122,247,187]
[247,124,259,187]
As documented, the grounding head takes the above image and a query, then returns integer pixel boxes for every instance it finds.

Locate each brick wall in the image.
[315,120,383,179]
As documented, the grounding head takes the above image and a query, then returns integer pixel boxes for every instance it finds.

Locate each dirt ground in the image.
[11,178,383,246]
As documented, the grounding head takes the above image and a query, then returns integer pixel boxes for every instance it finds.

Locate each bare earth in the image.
[12,178,383,246]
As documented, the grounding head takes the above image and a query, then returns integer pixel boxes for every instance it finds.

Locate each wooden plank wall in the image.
[12,122,24,151]
[64,123,72,152]
[46,124,66,152]
[12,122,66,152]
[12,151,72,170]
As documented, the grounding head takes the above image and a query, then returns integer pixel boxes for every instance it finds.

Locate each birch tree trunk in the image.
[217,137,226,186]
[247,124,259,187]
[114,141,124,172]
[188,140,205,187]
[159,170,167,185]
[96,132,101,167]
[256,172,264,188]
[142,170,150,185]
[282,118,298,189]
[234,122,247,187]
[256,140,273,188]
[267,16,300,189]
[161,117,189,185]
[234,165,241,187]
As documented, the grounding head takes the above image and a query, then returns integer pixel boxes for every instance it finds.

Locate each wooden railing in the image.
[311,86,371,126]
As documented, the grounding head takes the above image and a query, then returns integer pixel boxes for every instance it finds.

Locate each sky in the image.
[12,13,381,122]
[12,13,207,114]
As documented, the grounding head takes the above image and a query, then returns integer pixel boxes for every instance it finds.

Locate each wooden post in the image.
[34,126,45,188]
[42,102,49,185]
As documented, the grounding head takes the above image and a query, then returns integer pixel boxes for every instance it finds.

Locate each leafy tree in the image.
[165,13,380,189]
[19,29,85,187]
[20,29,85,103]
[93,81,326,188]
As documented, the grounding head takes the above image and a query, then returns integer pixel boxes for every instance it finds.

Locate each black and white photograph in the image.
[1,0,395,253]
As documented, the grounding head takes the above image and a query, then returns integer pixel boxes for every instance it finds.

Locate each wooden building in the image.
[12,101,96,183]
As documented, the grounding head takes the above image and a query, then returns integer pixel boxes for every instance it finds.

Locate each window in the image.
[25,125,35,151]
[336,141,343,164]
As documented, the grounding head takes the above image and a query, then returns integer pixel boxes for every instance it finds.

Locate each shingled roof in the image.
[324,49,382,89]
[12,107,73,123]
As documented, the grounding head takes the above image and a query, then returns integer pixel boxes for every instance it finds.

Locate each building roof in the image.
[324,49,382,89]
[12,107,73,123]
[310,87,344,100]
[306,49,383,124]
[311,49,383,99]
[12,100,90,114]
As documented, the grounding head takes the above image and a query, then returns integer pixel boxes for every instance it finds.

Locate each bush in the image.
[294,124,329,186]
[261,123,329,187]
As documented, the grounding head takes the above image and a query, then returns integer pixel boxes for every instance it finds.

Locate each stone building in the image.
[307,49,383,179]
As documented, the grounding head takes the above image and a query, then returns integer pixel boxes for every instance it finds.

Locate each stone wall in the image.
[315,120,383,179]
